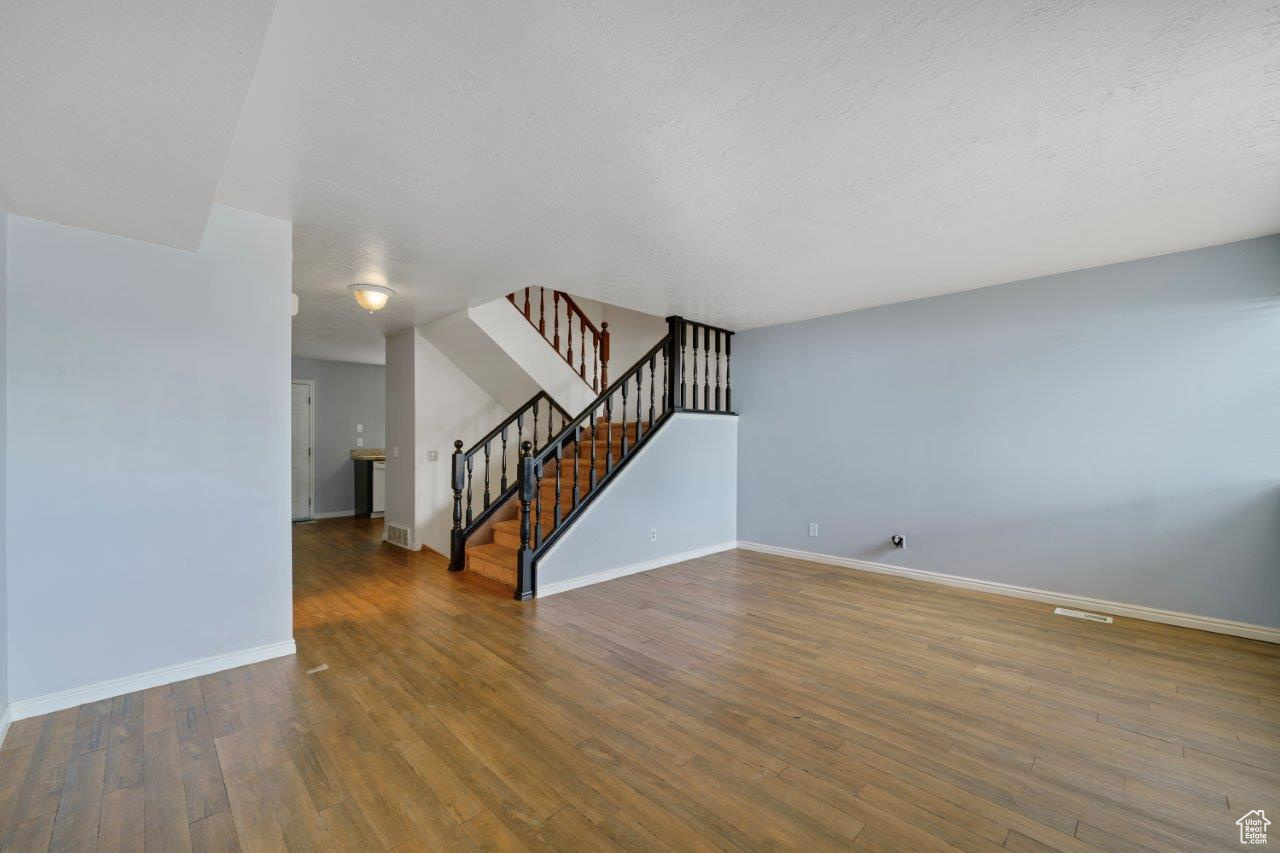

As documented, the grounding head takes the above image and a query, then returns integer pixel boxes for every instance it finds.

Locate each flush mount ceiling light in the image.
[348,283,394,312]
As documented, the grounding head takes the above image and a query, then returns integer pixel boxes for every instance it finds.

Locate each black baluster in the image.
[589,409,597,490]
[534,460,543,548]
[661,347,669,412]
[714,330,722,412]
[553,441,563,528]
[691,324,700,410]
[635,369,643,443]
[516,411,524,454]
[532,399,540,449]
[483,443,491,508]
[500,426,509,490]
[725,333,732,412]
[547,400,554,441]
[465,455,473,525]
[703,325,710,412]
[572,427,581,508]
[449,440,464,570]
[605,393,614,473]
[678,321,686,408]
[620,379,629,457]
[648,353,656,429]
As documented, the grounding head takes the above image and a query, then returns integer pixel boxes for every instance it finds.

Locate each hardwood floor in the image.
[1,516,1276,850]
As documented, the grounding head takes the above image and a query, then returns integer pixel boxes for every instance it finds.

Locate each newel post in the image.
[599,322,610,391]
[665,315,685,411]
[449,440,465,570]
[515,441,536,600]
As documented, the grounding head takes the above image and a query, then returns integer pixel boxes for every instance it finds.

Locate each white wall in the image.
[537,414,737,595]
[384,328,507,555]
[4,205,294,705]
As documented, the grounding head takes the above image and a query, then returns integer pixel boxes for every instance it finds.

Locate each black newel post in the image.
[515,441,536,600]
[665,315,685,412]
[449,439,465,570]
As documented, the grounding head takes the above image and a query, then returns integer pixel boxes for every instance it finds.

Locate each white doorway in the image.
[291,380,315,520]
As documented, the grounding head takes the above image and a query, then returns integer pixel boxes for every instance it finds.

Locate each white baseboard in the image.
[538,541,738,598]
[8,639,297,722]
[735,542,1279,644]
[0,704,12,750]
[314,510,356,519]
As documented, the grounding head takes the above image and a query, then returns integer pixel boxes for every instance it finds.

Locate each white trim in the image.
[736,541,1280,644]
[291,379,316,522]
[0,704,12,750]
[314,509,356,519]
[538,541,737,597]
[8,639,297,722]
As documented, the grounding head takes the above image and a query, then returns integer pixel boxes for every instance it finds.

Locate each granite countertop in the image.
[350,448,387,461]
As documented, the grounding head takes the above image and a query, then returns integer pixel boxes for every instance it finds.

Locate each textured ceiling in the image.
[5,2,1278,363]
[0,0,277,250]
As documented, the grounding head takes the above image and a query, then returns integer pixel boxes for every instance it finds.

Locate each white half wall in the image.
[536,414,737,595]
[4,205,294,706]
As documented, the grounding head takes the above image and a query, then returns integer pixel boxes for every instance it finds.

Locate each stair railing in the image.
[508,287,611,392]
[449,390,571,570]
[510,316,735,599]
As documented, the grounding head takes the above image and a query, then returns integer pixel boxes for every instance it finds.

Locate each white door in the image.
[291,381,314,520]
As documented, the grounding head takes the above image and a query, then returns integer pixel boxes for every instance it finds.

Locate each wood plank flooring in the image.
[1,515,1276,850]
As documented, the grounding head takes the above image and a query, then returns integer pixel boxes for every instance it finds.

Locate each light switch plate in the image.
[392,447,400,458]
[427,450,439,462]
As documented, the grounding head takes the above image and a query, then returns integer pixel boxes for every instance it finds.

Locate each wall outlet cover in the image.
[808,523,819,537]
[650,528,657,541]
[427,450,439,462]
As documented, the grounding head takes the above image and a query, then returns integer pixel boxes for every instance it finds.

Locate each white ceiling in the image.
[0,0,277,250]
[7,2,1280,364]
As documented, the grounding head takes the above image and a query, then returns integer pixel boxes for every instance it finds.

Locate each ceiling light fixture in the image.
[348,283,394,312]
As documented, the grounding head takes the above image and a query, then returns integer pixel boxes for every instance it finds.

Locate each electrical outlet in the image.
[650,528,657,542]
[427,450,439,462]
[808,522,819,537]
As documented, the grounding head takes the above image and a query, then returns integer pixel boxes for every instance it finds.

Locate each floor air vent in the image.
[1054,606,1113,624]
[384,523,412,549]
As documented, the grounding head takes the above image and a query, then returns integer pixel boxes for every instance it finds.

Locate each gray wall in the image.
[736,235,1280,629]
[291,356,386,515]
[6,206,293,702]
[0,214,8,707]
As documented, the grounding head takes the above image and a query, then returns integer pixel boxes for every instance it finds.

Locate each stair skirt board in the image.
[538,541,738,597]
[735,541,1280,644]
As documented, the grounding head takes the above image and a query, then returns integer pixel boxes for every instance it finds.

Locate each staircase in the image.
[451,295,735,599]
